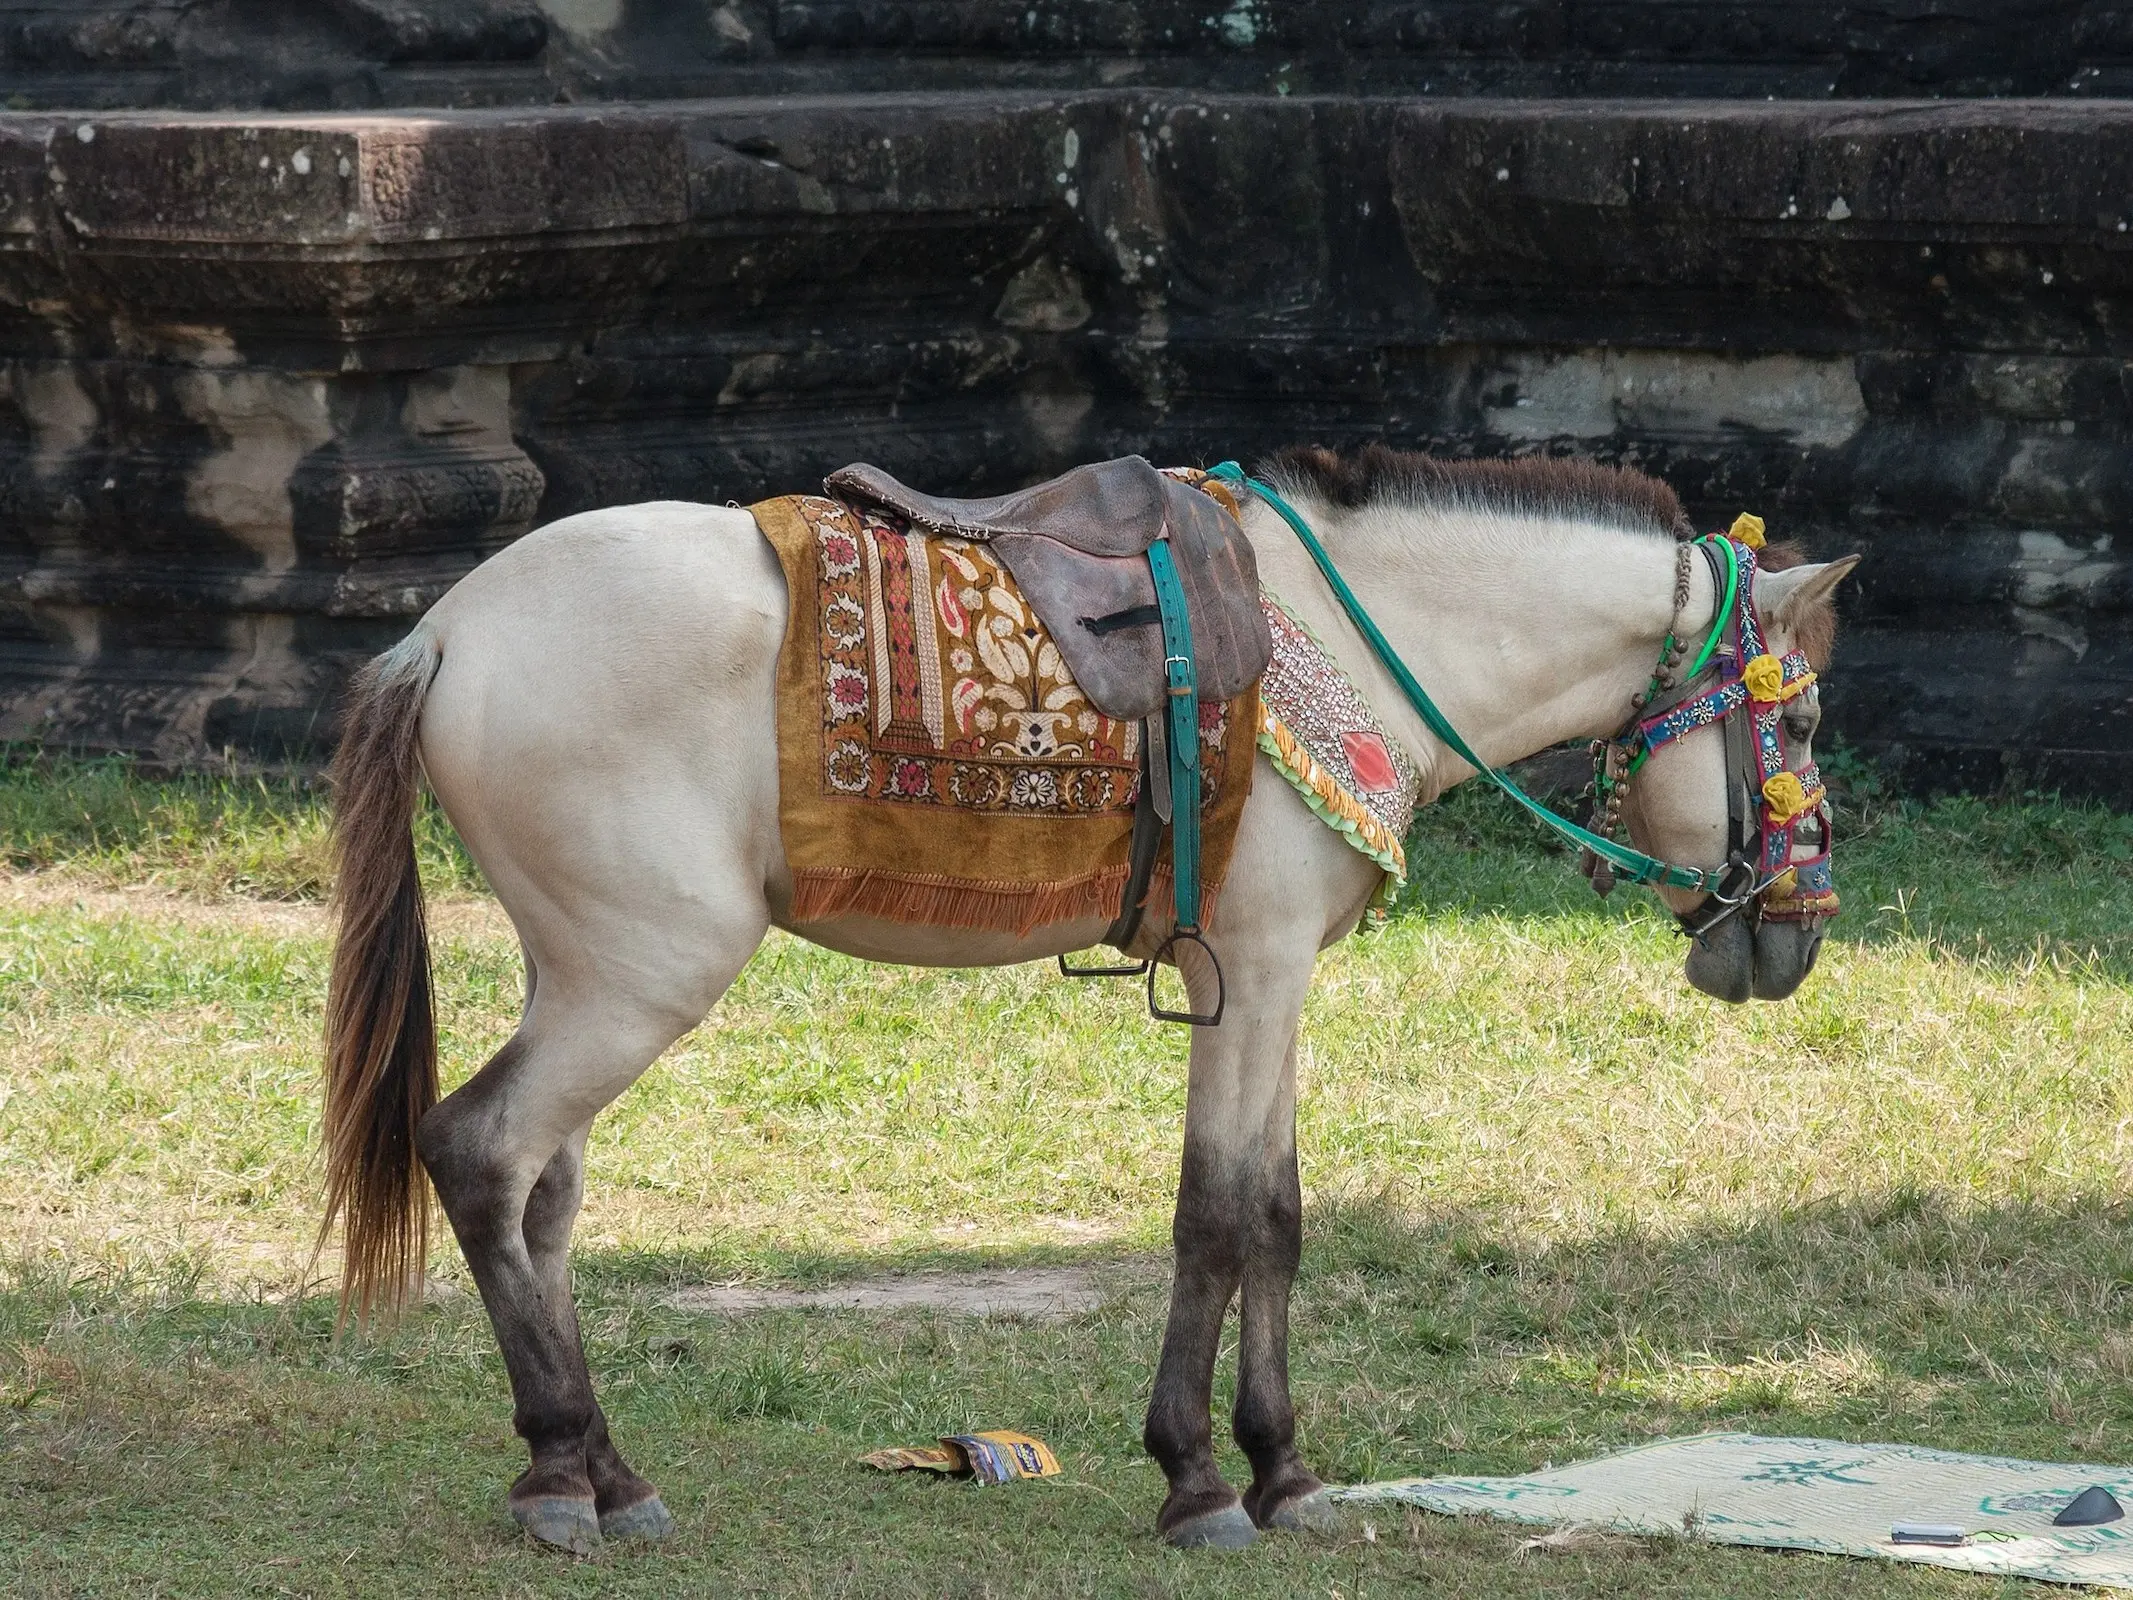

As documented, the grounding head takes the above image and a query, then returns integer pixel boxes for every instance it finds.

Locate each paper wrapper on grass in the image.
[861,1431,1062,1485]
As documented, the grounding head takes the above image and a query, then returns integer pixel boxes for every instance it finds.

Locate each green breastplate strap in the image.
[1205,460,1723,895]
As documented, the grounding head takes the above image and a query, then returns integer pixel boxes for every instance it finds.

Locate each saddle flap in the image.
[994,476,1272,723]
[825,456,1169,558]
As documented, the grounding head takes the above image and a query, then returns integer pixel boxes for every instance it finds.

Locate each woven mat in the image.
[1332,1433,2133,1587]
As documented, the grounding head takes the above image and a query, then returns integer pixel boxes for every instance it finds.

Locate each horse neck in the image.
[1263,498,1716,802]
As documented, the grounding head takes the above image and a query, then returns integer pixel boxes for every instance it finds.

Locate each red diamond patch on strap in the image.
[1340,730,1400,794]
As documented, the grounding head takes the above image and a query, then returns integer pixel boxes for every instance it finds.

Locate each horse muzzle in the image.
[1681,906,1826,1004]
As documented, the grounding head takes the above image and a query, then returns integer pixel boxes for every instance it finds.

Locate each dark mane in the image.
[1259,443,1694,541]
[1257,443,1840,667]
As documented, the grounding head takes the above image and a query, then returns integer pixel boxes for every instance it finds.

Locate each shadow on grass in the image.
[1295,1188,2133,1485]
[10,1188,2133,1488]
[8,1196,2133,1597]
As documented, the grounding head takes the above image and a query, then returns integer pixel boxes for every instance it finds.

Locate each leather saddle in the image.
[823,455,1271,723]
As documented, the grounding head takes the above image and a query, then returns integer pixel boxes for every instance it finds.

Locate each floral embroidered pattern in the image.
[795,494,1231,819]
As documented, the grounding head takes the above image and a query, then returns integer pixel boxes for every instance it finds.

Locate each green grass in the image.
[0,747,482,899]
[4,753,2133,1596]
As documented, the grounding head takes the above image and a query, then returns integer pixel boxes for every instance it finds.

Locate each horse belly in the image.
[773,902,1116,967]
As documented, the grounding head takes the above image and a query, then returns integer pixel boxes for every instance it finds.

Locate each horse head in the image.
[1617,548,1862,1003]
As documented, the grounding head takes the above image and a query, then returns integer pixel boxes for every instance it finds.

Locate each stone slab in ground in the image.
[667,1264,1149,1320]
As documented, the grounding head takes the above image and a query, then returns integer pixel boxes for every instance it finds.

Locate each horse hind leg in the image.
[519,1125,674,1541]
[418,912,764,1551]
[509,950,667,1534]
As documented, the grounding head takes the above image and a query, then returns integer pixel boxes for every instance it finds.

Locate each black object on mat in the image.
[2055,1486,2125,1527]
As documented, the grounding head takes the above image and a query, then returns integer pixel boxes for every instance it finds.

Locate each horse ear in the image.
[1759,554,1862,632]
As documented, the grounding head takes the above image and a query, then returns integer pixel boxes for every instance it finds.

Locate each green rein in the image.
[1206,460,1738,896]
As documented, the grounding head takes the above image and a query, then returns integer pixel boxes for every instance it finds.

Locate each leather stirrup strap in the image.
[1059,732,1162,977]
[1105,731,1164,951]
[1148,537,1200,932]
[1146,536,1225,1025]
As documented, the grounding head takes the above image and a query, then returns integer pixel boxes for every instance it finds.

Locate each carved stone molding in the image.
[0,93,2125,788]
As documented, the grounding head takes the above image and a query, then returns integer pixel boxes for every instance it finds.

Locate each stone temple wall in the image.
[2,4,2133,792]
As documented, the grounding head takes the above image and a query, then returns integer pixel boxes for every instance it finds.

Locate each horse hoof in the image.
[1265,1489,1343,1535]
[512,1495,601,1554]
[1164,1504,1260,1550]
[599,1494,676,1542]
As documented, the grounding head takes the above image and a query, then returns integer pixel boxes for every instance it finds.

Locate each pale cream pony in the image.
[320,446,1857,1553]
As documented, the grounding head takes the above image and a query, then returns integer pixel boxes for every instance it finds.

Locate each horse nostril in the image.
[1802,933,1823,978]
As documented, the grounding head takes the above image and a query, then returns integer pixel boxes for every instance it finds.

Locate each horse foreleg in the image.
[1142,938,1315,1548]
[1144,1127,1255,1547]
[1232,1040,1334,1531]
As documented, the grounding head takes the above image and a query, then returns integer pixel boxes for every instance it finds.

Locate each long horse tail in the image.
[319,631,443,1322]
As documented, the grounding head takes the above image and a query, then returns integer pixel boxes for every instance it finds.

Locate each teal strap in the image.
[1684,538,1739,682]
[1205,461,1719,893]
[1146,537,1202,930]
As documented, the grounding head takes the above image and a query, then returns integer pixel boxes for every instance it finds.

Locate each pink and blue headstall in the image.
[1607,535,1840,927]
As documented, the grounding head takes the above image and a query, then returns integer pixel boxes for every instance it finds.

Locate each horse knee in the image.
[1252,1186,1302,1272]
[1172,1162,1250,1270]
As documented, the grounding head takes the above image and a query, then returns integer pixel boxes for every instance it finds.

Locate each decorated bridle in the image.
[1582,516,1839,935]
[1204,463,1839,933]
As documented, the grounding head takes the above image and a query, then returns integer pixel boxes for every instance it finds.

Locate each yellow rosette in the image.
[1742,652,1786,702]
[1729,512,1766,549]
[1762,770,1809,822]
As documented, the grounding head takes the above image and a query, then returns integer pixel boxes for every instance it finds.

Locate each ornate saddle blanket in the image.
[750,491,1258,936]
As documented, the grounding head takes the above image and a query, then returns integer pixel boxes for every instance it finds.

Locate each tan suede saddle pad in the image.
[750,484,1259,935]
[824,455,1272,723]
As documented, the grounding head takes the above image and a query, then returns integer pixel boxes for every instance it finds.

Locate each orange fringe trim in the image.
[789,866,1133,937]
[788,864,1227,938]
[1257,702,1408,877]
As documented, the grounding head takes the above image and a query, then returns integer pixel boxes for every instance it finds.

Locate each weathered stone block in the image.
[0,84,2121,792]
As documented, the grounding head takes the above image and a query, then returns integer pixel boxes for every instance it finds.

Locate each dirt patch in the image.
[668,1264,1157,1321]
[0,870,510,942]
